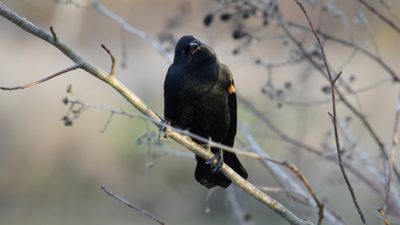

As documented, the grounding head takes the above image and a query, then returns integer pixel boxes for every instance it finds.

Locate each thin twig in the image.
[384,93,400,211]
[295,1,367,224]
[99,112,114,133]
[0,64,80,90]
[101,44,116,76]
[100,185,166,225]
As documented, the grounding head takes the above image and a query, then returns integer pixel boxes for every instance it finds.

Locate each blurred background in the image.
[1,0,400,224]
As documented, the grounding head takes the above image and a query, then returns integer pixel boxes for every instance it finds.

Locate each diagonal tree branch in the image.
[0,2,313,225]
[358,0,400,34]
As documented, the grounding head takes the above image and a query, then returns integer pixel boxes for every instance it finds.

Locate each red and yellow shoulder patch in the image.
[228,83,236,94]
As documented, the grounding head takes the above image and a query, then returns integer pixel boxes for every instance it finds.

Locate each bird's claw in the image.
[206,149,224,173]
[158,120,170,141]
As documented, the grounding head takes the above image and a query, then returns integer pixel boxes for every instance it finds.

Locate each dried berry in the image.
[321,85,331,94]
[232,29,247,39]
[203,13,214,26]
[232,48,240,55]
[220,13,232,21]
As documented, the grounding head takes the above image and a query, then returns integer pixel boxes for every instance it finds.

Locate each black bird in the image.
[163,35,248,188]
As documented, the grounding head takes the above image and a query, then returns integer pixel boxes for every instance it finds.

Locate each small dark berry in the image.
[220,13,232,21]
[203,13,214,26]
[61,116,73,126]
[242,11,251,19]
[232,29,247,39]
[243,212,253,221]
[62,97,69,105]
[321,85,331,94]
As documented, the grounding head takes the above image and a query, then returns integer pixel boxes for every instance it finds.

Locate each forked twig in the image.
[295,1,367,224]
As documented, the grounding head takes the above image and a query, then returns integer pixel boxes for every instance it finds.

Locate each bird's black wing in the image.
[220,64,248,180]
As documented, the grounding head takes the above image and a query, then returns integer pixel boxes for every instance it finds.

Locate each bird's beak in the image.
[189,42,201,54]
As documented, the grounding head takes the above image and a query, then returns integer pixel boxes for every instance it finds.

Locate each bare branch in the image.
[0,64,80,90]
[100,185,166,225]
[295,1,367,224]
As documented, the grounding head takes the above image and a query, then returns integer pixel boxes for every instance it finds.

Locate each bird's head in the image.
[173,35,217,66]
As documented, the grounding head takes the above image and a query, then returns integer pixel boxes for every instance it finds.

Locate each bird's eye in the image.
[181,50,186,55]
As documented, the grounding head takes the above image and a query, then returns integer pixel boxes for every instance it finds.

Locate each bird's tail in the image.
[194,149,248,188]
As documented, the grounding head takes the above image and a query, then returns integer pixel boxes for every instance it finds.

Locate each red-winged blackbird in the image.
[164,35,248,188]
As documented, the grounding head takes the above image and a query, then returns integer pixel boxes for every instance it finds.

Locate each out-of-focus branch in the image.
[90,0,173,63]
[287,21,400,82]
[0,2,313,225]
[358,0,400,34]
[241,125,345,225]
[101,185,166,225]
[227,186,253,225]
[384,94,400,211]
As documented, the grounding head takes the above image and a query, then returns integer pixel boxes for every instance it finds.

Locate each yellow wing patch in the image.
[228,83,236,94]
